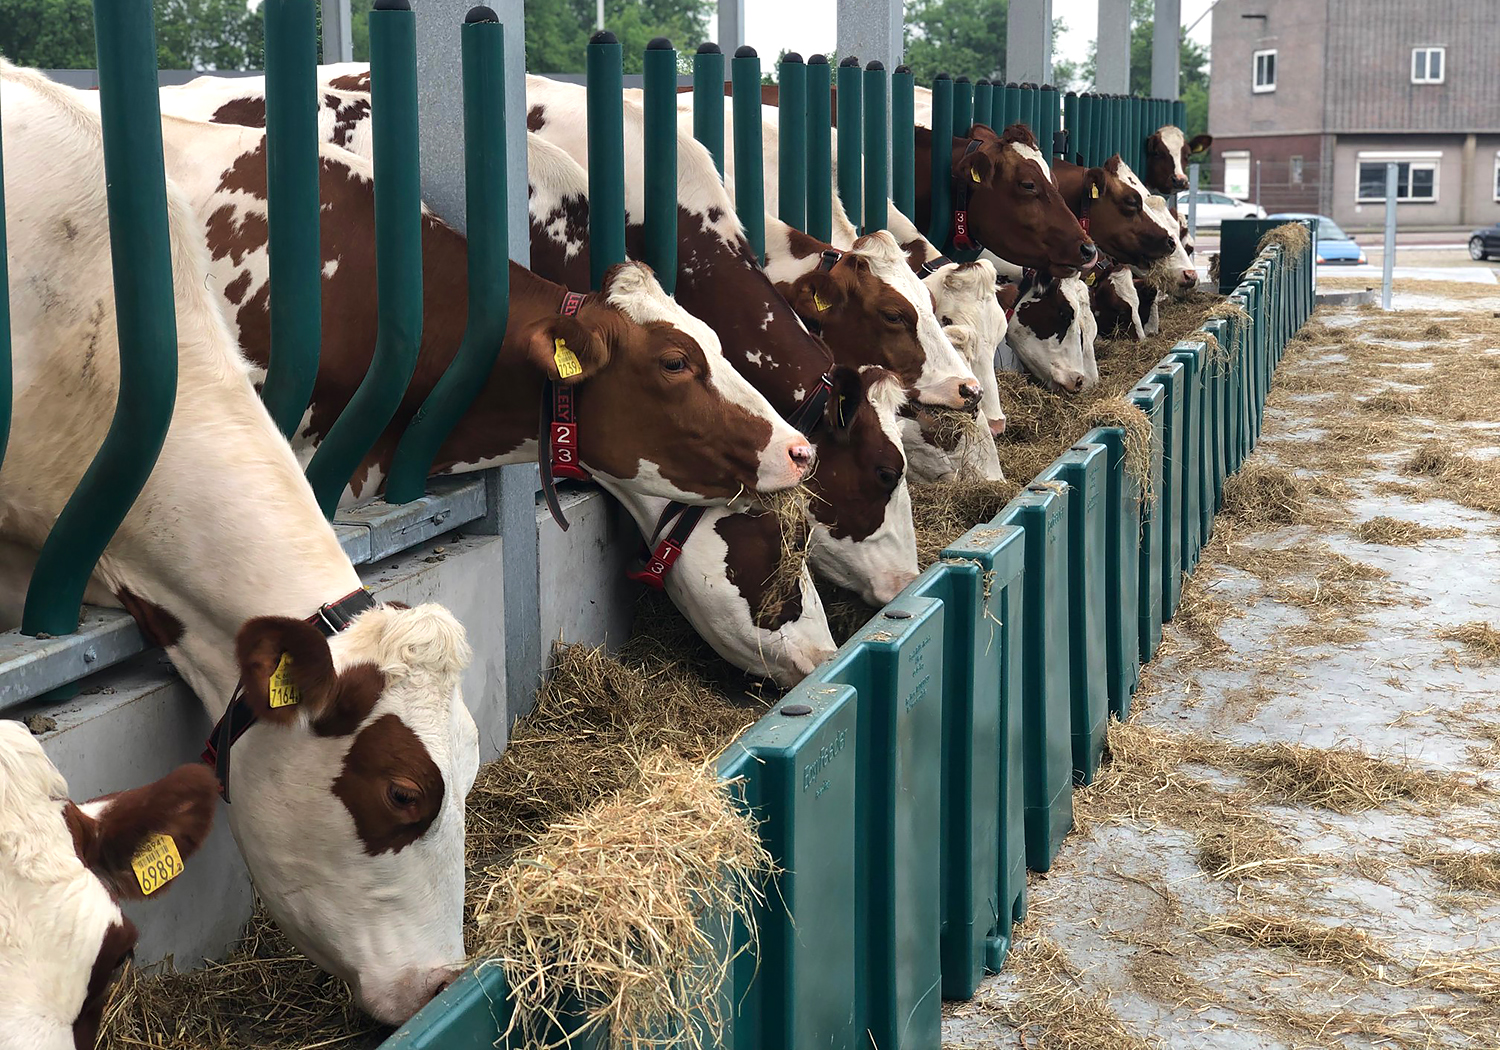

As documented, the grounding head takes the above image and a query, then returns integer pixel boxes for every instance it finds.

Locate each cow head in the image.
[223,603,476,1025]
[804,366,918,606]
[1007,276,1100,393]
[1089,264,1146,341]
[1071,158,1179,265]
[0,721,217,1050]
[784,232,981,411]
[923,259,1008,436]
[945,123,1096,277]
[519,262,813,503]
[1143,194,1200,296]
[1144,124,1213,195]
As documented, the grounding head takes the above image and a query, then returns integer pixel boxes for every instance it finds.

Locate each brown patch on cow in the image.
[1014,279,1075,340]
[332,713,444,855]
[115,587,184,648]
[223,270,252,305]
[311,663,387,738]
[328,71,370,92]
[75,918,136,1050]
[898,238,930,272]
[1053,158,1174,266]
[328,93,370,147]
[526,104,546,131]
[996,282,1021,315]
[234,615,388,733]
[211,96,267,128]
[802,367,907,542]
[716,511,806,630]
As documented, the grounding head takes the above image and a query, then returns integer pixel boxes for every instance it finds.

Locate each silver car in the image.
[1174,190,1268,228]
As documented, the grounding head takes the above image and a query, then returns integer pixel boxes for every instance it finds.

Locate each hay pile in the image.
[1255,221,1312,263]
[1437,621,1500,660]
[473,752,771,1050]
[1352,516,1460,545]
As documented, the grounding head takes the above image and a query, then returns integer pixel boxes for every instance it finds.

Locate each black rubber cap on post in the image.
[589,29,617,45]
[1006,81,1018,88]
[955,74,970,83]
[839,55,860,67]
[696,41,721,54]
[373,0,409,9]
[734,45,758,58]
[895,64,912,75]
[977,77,991,86]
[809,53,829,65]
[464,5,497,23]
[934,71,951,81]
[647,36,672,50]
[865,59,884,71]
[783,52,804,64]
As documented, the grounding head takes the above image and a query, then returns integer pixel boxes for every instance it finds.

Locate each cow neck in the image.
[537,289,591,531]
[949,139,985,252]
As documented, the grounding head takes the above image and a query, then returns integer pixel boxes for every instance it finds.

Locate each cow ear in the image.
[233,616,386,734]
[1085,167,1108,202]
[942,323,975,361]
[1000,123,1038,150]
[789,270,846,322]
[824,364,864,442]
[955,147,994,186]
[72,764,219,900]
[1187,134,1212,154]
[522,315,609,385]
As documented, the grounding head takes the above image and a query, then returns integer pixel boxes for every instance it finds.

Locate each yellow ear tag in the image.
[553,337,584,380]
[1091,184,1100,199]
[970,168,982,183]
[836,393,848,428]
[1085,270,1098,286]
[267,652,302,709]
[813,291,831,312]
[131,833,184,896]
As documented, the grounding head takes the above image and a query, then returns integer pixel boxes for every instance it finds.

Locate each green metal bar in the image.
[731,46,765,263]
[973,77,993,129]
[925,73,953,248]
[584,30,626,288]
[642,36,678,291]
[1062,90,1077,162]
[891,64,915,223]
[22,0,178,635]
[836,55,862,231]
[385,8,508,504]
[1173,98,1186,131]
[0,80,9,476]
[806,53,833,242]
[259,0,321,439]
[952,75,973,138]
[778,52,807,231]
[692,42,725,178]
[862,60,888,234]
[1040,84,1057,157]
[1000,81,1019,129]
[303,0,423,516]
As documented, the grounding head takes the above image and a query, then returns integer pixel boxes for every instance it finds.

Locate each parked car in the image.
[1469,222,1500,261]
[1267,212,1367,265]
[1174,190,1267,227]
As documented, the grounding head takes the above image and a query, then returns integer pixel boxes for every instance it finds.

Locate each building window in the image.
[1253,49,1277,93]
[1411,47,1445,84]
[1223,151,1251,198]
[1290,156,1304,185]
[1493,153,1500,202]
[1356,156,1439,203]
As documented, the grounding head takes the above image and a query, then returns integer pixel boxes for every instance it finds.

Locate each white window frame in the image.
[1492,152,1500,202]
[1355,152,1440,204]
[1253,49,1277,93]
[1411,46,1445,85]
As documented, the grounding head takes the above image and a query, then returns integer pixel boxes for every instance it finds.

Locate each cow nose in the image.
[1079,241,1098,263]
[1173,176,1189,190]
[788,443,814,473]
[1068,373,1087,393]
[1181,268,1198,287]
[988,416,1007,435]
[959,381,982,407]
[427,974,456,1004]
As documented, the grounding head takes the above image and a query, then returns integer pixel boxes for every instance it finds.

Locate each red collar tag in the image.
[626,537,686,589]
[952,209,975,251]
[549,384,589,482]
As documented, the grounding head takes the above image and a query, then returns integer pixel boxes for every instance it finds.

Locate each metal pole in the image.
[1150,0,1182,101]
[892,64,915,222]
[321,0,353,63]
[595,0,603,30]
[584,30,626,289]
[1382,162,1397,311]
[952,75,973,138]
[836,55,863,231]
[863,60,888,234]
[262,0,322,440]
[807,54,833,241]
[732,45,766,263]
[304,0,424,517]
[1006,0,1053,85]
[778,52,807,231]
[642,36,678,290]
[23,0,178,635]
[386,6,508,503]
[1095,0,1131,94]
[926,72,953,248]
[1254,158,1261,210]
[693,42,725,178]
[717,0,743,57]
[973,77,993,129]
[1187,160,1200,240]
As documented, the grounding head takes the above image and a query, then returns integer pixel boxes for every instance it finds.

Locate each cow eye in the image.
[660,352,689,374]
[881,310,906,325]
[1021,180,1036,192]
[387,782,420,810]
[875,465,903,490]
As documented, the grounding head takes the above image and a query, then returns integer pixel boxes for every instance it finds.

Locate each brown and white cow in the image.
[1143,124,1213,197]
[156,83,813,509]
[2,61,476,1024]
[1005,275,1100,393]
[1088,261,1147,341]
[1052,156,1179,266]
[0,721,218,1050]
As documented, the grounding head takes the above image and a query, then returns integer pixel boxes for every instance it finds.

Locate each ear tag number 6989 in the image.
[131,833,184,896]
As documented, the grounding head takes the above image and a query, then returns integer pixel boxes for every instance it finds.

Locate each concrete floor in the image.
[942,279,1500,1048]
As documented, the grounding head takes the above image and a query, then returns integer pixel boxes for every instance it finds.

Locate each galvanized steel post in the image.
[862,61,888,234]
[807,54,834,242]
[385,7,508,504]
[642,37,678,291]
[584,30,626,289]
[1382,162,1397,310]
[260,0,322,439]
[836,55,863,231]
[22,0,179,635]
[692,42,726,177]
[304,0,424,516]
[732,46,766,263]
[891,63,915,222]
[972,77,993,129]
[778,52,808,231]
[926,73,953,249]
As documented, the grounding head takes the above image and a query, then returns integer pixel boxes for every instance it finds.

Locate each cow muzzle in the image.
[919,375,984,410]
[357,963,465,1025]
[758,437,816,491]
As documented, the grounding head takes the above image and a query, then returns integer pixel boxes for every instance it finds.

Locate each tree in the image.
[1070,0,1210,137]
[521,0,714,74]
[902,0,1007,85]
[0,0,263,69]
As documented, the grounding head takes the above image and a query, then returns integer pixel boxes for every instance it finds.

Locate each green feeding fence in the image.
[1067,90,1183,172]
[383,27,1319,1049]
[0,0,513,710]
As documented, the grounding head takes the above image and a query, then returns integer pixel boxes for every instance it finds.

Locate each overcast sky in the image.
[744,0,1219,80]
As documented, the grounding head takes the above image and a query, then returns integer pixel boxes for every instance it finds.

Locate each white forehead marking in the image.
[849,231,977,390]
[1009,140,1051,178]
[1111,159,1177,237]
[1158,125,1187,161]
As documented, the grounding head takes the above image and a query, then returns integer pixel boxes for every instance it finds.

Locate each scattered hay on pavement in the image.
[1436,620,1500,660]
[1218,457,1346,528]
[1353,516,1461,545]
[1197,912,1390,976]
[1407,846,1500,895]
